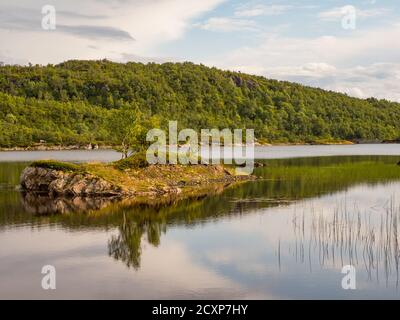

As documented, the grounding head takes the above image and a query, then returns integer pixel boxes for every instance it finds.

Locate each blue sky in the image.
[0,0,399,101]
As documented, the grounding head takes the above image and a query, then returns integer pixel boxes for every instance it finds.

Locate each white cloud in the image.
[235,62,400,101]
[207,24,400,101]
[335,86,365,99]
[197,17,257,32]
[234,4,292,17]
[276,62,337,78]
[0,0,226,64]
[319,6,390,21]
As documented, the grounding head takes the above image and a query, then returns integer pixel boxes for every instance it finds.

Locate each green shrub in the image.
[113,151,149,170]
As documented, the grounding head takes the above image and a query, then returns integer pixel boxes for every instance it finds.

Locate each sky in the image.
[0,0,399,101]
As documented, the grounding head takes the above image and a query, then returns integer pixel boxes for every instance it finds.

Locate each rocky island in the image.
[19,154,256,203]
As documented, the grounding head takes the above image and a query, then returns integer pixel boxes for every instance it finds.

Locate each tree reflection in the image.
[108,212,165,269]
[108,214,144,269]
[4,156,400,270]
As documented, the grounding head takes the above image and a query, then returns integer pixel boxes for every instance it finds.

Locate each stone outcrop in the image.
[20,167,125,197]
[20,163,256,200]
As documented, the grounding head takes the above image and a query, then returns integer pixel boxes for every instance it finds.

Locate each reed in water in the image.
[286,196,400,288]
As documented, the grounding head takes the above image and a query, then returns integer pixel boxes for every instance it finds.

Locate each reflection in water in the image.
[289,197,400,288]
[9,156,400,273]
[108,212,164,269]
[1,155,400,298]
[21,192,118,215]
[17,184,234,270]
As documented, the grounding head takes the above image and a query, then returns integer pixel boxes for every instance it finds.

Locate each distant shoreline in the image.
[0,145,115,152]
[1,141,399,152]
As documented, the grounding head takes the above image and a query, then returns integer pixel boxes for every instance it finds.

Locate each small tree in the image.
[108,104,160,159]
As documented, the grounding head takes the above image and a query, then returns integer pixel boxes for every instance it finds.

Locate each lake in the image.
[1,145,400,299]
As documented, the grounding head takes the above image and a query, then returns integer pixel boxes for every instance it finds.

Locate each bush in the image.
[113,151,149,170]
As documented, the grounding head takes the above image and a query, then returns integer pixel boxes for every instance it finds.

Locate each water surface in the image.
[1,147,400,299]
[1,143,400,162]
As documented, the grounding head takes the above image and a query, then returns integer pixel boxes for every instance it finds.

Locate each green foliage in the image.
[113,151,149,170]
[30,160,84,172]
[0,92,110,147]
[107,105,160,158]
[1,59,400,148]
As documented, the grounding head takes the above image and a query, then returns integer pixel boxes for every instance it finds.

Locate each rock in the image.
[20,163,256,200]
[231,75,257,89]
[20,167,123,197]
[20,167,59,191]
[161,186,182,194]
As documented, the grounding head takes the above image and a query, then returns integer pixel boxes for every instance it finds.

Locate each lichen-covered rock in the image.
[20,162,256,200]
[20,167,124,197]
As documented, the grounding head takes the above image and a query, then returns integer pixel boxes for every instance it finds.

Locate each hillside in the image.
[0,59,399,148]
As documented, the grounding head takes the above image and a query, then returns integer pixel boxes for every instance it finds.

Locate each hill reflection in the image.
[1,156,400,270]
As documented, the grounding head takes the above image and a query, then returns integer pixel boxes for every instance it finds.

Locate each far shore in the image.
[0,145,116,152]
[1,140,400,152]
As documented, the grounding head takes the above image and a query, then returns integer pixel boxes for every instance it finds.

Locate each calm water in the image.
[1,146,400,299]
[1,143,400,162]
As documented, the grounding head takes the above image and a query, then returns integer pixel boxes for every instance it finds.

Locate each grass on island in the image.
[30,151,239,193]
[30,160,85,173]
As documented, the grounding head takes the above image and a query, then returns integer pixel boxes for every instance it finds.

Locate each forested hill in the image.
[0,59,399,148]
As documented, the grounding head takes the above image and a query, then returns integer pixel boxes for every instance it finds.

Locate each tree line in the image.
[0,59,399,148]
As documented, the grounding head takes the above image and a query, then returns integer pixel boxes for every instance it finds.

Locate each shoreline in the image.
[0,145,115,152]
[2,141,400,152]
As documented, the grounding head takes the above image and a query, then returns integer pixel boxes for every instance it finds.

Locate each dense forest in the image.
[0,59,399,148]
